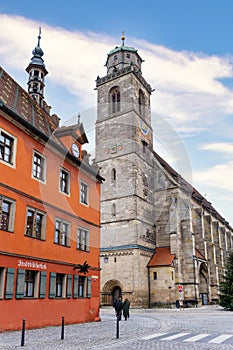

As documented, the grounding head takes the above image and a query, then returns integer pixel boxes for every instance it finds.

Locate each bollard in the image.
[61,316,65,340]
[21,319,26,347]
[116,316,119,339]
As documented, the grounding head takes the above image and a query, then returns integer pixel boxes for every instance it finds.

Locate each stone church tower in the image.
[95,36,233,307]
[95,35,156,305]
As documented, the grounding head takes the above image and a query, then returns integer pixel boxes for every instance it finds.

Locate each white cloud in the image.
[194,161,233,192]
[199,142,233,158]
[1,14,233,131]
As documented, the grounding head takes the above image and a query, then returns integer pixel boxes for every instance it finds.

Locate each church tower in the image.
[95,35,156,306]
[26,28,48,107]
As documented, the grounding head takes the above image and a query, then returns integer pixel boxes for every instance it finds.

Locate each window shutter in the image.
[73,275,79,298]
[66,274,72,298]
[87,276,92,298]
[5,268,15,299]
[16,269,25,299]
[49,272,56,298]
[39,271,47,298]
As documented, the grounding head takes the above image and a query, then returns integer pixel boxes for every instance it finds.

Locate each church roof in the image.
[195,249,206,260]
[108,45,138,55]
[148,247,175,267]
[153,149,232,229]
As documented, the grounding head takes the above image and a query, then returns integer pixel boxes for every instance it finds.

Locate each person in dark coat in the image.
[123,298,130,320]
[114,297,123,320]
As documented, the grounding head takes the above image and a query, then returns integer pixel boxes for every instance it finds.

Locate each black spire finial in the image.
[37,27,42,47]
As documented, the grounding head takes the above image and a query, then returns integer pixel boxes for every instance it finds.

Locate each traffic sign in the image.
[178,285,183,292]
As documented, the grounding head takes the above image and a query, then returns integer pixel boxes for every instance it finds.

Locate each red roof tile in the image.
[148,247,175,267]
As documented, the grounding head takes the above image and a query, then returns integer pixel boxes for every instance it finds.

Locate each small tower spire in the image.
[26,28,48,108]
[121,31,125,46]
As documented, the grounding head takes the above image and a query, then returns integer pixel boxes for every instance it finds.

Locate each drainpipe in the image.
[147,266,151,308]
[193,255,197,305]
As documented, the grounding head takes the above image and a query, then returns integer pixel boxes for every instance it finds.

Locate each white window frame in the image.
[56,273,66,298]
[59,167,70,195]
[0,195,16,232]
[54,218,70,247]
[25,206,46,240]
[77,227,90,251]
[24,270,39,298]
[0,128,17,168]
[32,150,46,183]
[80,181,89,206]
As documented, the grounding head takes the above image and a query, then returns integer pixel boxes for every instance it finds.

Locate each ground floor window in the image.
[24,270,36,297]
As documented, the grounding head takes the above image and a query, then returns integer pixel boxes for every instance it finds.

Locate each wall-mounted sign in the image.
[18,259,47,270]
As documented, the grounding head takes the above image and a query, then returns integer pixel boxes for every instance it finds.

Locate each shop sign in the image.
[18,259,47,270]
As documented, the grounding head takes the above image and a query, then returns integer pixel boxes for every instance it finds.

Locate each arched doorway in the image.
[199,263,209,305]
[101,280,123,306]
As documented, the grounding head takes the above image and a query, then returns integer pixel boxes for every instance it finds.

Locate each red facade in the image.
[0,66,103,331]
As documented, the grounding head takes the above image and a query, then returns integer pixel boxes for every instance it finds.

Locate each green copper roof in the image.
[108,45,138,55]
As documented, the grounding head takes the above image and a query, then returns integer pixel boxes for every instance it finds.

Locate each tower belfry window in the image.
[109,87,120,114]
[139,89,145,118]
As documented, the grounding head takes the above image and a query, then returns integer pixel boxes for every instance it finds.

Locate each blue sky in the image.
[0,0,233,225]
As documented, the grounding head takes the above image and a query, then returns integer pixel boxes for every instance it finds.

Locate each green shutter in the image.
[16,269,25,299]
[73,275,79,298]
[5,268,15,299]
[39,271,47,298]
[66,274,72,298]
[87,276,92,298]
[49,272,56,298]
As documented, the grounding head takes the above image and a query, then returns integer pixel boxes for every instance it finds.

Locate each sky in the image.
[0,0,233,225]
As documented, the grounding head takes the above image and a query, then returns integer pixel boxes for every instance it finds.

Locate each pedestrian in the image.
[114,297,123,320]
[123,298,130,320]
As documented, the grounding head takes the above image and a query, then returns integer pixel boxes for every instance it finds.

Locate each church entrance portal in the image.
[101,280,123,306]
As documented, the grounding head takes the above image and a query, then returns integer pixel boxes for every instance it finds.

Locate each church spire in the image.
[26,28,48,107]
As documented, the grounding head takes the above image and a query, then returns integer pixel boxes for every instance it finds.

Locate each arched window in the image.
[139,89,145,118]
[109,87,120,114]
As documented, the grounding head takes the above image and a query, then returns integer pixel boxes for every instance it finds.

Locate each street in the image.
[1,305,233,349]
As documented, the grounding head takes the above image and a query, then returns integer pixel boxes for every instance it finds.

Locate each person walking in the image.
[123,298,130,320]
[114,297,123,320]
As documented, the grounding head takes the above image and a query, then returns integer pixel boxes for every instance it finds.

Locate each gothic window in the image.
[109,87,120,114]
[139,89,145,118]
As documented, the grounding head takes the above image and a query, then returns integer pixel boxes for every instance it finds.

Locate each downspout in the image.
[147,266,151,308]
[193,255,197,305]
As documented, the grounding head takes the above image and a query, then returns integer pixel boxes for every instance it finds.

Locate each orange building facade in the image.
[0,32,103,331]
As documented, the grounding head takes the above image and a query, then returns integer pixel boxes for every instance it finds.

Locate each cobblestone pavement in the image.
[1,306,233,350]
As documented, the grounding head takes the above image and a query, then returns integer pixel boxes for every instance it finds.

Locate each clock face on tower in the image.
[71,143,80,158]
